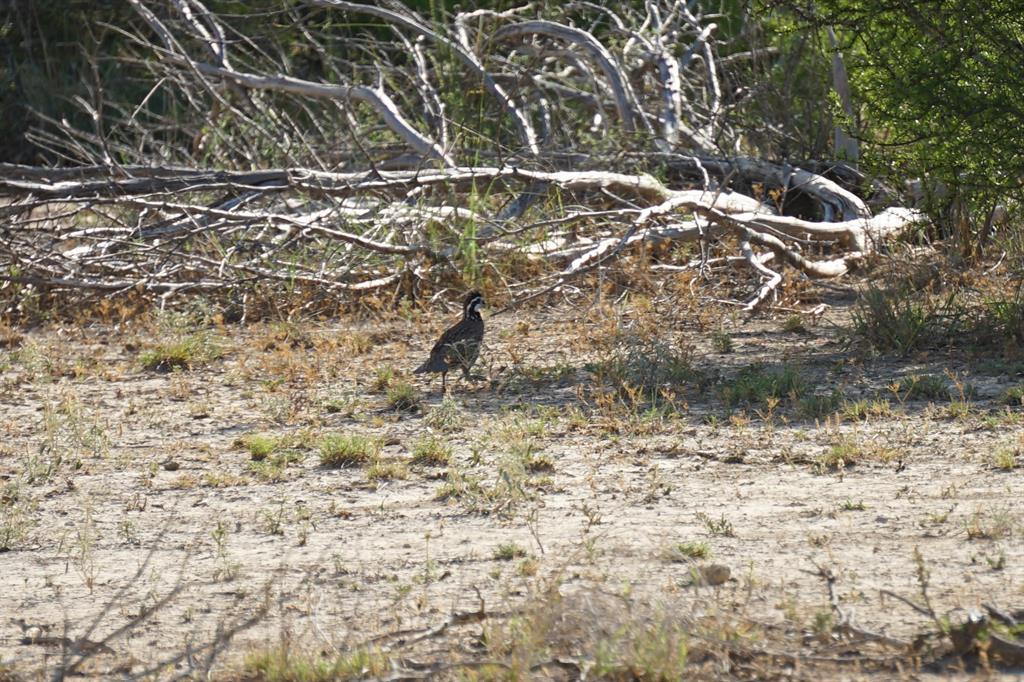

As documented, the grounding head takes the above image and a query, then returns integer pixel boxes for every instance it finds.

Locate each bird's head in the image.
[463,291,485,318]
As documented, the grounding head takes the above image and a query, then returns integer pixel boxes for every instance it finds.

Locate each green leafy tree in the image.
[774,0,1024,229]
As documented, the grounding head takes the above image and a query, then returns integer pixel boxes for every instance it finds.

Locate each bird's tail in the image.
[414,355,445,374]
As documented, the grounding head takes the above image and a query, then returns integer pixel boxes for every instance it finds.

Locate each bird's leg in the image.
[441,371,447,394]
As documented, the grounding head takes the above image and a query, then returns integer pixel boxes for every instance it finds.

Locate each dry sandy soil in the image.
[1,294,1022,679]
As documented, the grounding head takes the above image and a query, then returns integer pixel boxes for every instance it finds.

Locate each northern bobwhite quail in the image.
[414,291,485,392]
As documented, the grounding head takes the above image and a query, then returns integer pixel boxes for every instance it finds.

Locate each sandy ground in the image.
[0,298,1022,679]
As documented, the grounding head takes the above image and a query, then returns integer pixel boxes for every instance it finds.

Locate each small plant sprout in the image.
[366,460,409,482]
[696,511,735,537]
[663,540,712,562]
[424,395,464,431]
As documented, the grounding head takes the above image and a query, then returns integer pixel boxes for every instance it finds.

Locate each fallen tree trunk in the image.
[0,1,932,318]
[0,163,927,314]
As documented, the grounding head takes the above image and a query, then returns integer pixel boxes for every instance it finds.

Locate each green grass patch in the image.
[318,434,381,468]
[663,540,712,562]
[424,395,464,431]
[696,511,734,537]
[719,364,807,407]
[385,380,420,412]
[410,436,452,467]
[140,332,223,371]
[999,384,1024,406]
[964,507,1015,540]
[711,330,733,353]
[892,374,950,401]
[817,436,902,471]
[991,447,1018,471]
[588,332,700,393]
[239,433,279,461]
[366,460,408,481]
[493,542,527,561]
[372,365,395,391]
[247,450,303,482]
[782,314,808,333]
[841,398,894,421]
[797,391,844,419]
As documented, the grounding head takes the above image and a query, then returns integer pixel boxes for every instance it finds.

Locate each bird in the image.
[414,291,485,392]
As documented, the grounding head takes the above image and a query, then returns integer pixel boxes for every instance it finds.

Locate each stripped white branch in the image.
[410,36,448,152]
[735,158,871,222]
[740,238,782,311]
[699,23,722,138]
[453,5,534,51]
[172,0,230,68]
[655,49,684,145]
[306,0,540,155]
[493,20,650,135]
[186,62,453,167]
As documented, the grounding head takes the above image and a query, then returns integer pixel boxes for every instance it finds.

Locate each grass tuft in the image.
[385,381,420,412]
[998,384,1024,406]
[817,435,902,471]
[663,540,711,562]
[589,332,699,393]
[891,374,950,401]
[696,511,735,537]
[410,436,452,467]
[239,433,279,461]
[372,366,395,391]
[990,434,1021,470]
[493,542,527,561]
[140,332,223,371]
[366,460,408,481]
[797,391,844,419]
[719,364,807,407]
[318,434,380,468]
[850,285,962,355]
[963,507,1015,540]
[782,314,808,333]
[241,645,389,682]
[424,395,464,431]
[841,398,894,421]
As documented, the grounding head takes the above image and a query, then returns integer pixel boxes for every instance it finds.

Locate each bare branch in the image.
[493,20,649,135]
[305,0,540,154]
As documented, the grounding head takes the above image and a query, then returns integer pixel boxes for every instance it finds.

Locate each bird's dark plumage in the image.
[414,291,485,392]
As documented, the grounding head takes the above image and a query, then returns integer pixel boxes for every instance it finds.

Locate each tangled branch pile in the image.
[0,0,926,318]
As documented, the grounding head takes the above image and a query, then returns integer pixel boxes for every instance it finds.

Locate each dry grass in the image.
[2,293,1024,679]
